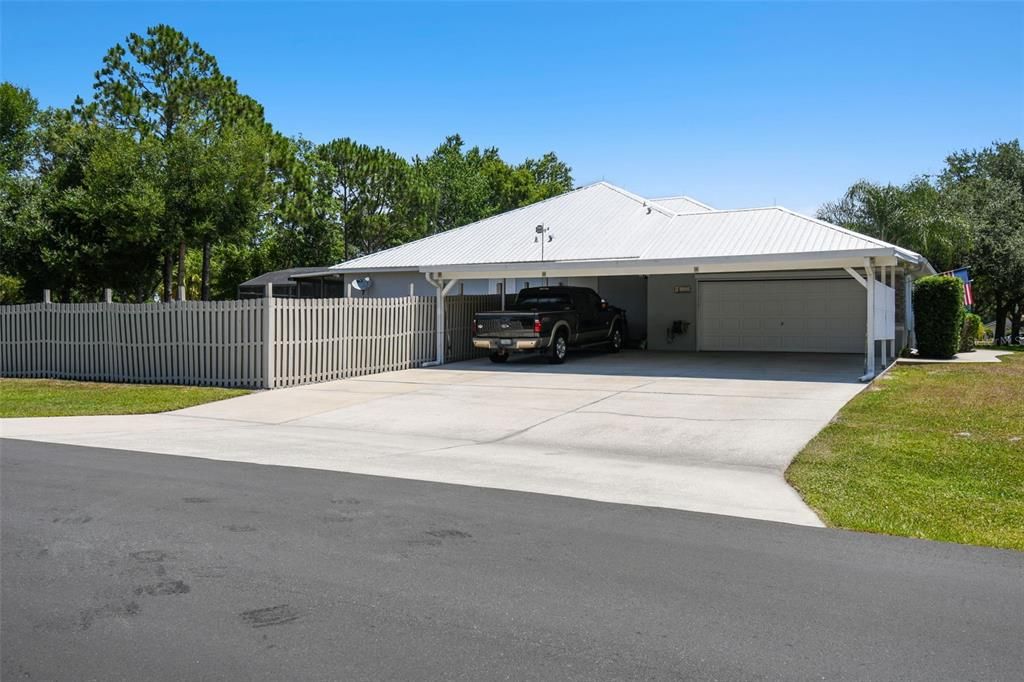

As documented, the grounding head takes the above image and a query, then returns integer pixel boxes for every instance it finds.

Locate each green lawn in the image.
[0,378,250,418]
[787,347,1024,551]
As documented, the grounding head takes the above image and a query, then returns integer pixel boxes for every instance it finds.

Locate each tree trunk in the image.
[994,302,1008,344]
[176,241,186,299]
[163,253,173,302]
[201,241,211,301]
[1011,301,1022,344]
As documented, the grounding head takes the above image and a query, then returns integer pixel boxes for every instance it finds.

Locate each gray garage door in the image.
[698,278,865,353]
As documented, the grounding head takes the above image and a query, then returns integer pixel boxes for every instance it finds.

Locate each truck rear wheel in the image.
[548,332,568,364]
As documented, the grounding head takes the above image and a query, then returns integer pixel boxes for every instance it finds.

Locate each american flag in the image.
[942,268,973,307]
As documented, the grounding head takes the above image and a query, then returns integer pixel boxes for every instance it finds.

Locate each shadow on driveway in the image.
[435,349,866,384]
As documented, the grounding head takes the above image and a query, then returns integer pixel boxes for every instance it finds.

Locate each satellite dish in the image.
[350,276,373,292]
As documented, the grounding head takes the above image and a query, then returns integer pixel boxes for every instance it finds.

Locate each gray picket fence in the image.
[0,294,504,389]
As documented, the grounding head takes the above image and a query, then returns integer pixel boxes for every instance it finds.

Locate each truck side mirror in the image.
[600,300,608,310]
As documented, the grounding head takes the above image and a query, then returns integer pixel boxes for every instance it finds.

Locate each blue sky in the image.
[3,1,1022,214]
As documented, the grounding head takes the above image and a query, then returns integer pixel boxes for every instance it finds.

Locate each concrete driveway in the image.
[1,352,866,526]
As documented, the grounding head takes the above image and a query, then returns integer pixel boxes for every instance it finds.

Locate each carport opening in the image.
[436,264,912,381]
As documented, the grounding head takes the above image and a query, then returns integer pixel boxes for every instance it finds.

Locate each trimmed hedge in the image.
[913,275,965,358]
[960,312,983,352]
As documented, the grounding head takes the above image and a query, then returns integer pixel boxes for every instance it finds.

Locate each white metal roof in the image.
[328,181,930,275]
[330,183,678,270]
[641,206,917,259]
[650,195,714,214]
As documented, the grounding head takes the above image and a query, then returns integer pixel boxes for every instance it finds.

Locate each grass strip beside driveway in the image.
[787,347,1024,551]
[0,378,250,418]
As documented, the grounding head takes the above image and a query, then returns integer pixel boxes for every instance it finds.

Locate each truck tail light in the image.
[533,319,542,333]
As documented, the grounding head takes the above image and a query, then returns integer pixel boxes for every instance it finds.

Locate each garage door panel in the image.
[748,336,781,350]
[783,335,809,350]
[739,301,759,316]
[699,279,864,353]
[807,299,829,316]
[783,300,809,316]
[827,318,860,332]
[704,335,734,349]
[782,319,806,335]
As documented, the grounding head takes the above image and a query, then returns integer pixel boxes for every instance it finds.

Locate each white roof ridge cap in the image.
[596,182,676,217]
[671,205,780,218]
[650,195,716,211]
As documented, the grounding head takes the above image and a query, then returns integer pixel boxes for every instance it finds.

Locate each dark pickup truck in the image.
[472,286,626,364]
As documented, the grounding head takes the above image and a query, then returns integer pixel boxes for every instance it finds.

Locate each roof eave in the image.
[319,264,441,275]
[416,248,903,278]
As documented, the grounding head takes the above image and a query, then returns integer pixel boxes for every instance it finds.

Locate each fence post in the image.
[43,289,51,303]
[104,288,113,304]
[178,285,186,302]
[263,283,274,389]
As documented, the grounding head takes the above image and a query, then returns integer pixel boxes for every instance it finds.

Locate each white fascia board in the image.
[696,269,858,282]
[426,248,898,279]
[331,249,912,278]
[327,264,435,274]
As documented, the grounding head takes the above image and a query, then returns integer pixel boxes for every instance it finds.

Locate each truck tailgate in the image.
[474,313,537,337]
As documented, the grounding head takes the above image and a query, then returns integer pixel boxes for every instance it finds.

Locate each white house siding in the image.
[343,272,428,298]
[564,276,596,290]
[343,273,497,298]
[456,280,491,295]
[647,274,699,351]
[341,273,616,300]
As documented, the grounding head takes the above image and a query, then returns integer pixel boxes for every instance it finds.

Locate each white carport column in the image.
[425,273,460,365]
[864,258,876,379]
[888,265,897,358]
[904,271,916,349]
[844,259,875,382]
[878,264,887,365]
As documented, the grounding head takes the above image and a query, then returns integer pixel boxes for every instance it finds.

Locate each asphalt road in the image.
[2,439,1022,681]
